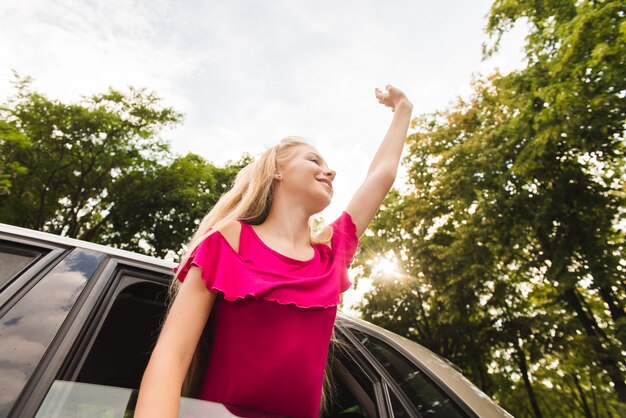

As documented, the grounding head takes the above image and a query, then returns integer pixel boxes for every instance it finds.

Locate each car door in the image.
[336,320,476,418]
[27,258,249,418]
[0,232,107,418]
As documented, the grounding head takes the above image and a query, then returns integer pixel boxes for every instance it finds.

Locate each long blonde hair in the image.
[166,136,336,411]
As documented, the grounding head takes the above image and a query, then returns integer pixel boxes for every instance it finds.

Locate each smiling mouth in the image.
[318,179,333,190]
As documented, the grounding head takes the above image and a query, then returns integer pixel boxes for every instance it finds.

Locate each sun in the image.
[369,251,401,278]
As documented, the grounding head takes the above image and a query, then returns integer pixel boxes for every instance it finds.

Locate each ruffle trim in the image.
[174,231,347,309]
[190,261,342,309]
[173,212,359,308]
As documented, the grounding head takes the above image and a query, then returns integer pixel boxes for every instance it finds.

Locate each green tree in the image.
[0,74,182,237]
[355,1,625,416]
[0,75,247,258]
[0,119,28,196]
[99,153,250,258]
[484,0,626,408]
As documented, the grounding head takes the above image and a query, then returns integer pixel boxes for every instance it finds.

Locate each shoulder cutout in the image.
[315,225,333,250]
[215,220,242,254]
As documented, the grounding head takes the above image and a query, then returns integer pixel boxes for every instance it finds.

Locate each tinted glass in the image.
[36,380,135,418]
[77,281,168,390]
[0,244,43,289]
[324,341,378,417]
[349,328,467,418]
[36,380,282,418]
[387,387,411,418]
[0,249,106,418]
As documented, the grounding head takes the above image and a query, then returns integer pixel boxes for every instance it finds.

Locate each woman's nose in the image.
[324,169,336,181]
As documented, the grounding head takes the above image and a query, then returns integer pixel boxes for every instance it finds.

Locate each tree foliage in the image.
[355,1,625,417]
[99,153,250,257]
[0,119,28,196]
[0,74,246,257]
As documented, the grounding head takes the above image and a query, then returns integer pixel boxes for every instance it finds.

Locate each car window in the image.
[34,380,250,418]
[0,249,106,418]
[0,243,44,289]
[348,328,467,418]
[74,278,169,390]
[325,338,379,418]
[386,384,412,418]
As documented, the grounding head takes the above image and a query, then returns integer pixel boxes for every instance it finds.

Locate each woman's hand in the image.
[375,84,413,112]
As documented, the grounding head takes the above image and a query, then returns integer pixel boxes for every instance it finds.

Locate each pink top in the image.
[173,211,358,418]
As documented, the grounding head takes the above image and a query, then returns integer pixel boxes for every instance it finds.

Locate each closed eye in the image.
[306,152,329,168]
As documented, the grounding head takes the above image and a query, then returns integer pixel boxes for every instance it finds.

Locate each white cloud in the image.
[0,0,526,222]
[0,0,203,114]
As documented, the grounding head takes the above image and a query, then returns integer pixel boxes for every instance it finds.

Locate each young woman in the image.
[135,85,413,418]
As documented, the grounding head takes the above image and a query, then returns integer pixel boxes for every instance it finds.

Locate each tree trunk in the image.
[562,287,626,404]
[515,343,544,418]
[572,373,593,418]
[598,285,626,349]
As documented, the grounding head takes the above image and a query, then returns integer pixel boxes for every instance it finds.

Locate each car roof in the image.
[0,222,177,270]
[337,314,514,418]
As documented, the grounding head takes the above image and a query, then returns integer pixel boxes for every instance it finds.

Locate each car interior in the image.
[74,276,379,417]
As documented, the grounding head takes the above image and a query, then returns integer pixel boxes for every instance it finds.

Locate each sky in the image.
[1,0,527,311]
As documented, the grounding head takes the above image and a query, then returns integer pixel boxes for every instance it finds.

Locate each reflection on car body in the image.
[0,223,513,418]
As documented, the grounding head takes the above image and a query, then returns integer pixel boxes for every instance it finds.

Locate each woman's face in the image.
[277,145,336,212]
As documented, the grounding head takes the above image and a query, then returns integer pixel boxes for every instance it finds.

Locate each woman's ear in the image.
[274,172,283,181]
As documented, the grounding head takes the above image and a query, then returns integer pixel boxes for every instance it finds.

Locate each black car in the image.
[0,222,512,418]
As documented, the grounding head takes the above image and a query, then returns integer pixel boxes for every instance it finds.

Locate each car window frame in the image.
[6,248,173,418]
[60,264,172,383]
[0,241,47,291]
[0,234,68,311]
[338,320,478,418]
[333,323,391,418]
[381,381,419,418]
[5,250,110,418]
[337,322,419,418]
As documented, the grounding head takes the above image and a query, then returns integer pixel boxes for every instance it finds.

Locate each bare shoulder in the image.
[214,219,242,253]
[315,225,333,251]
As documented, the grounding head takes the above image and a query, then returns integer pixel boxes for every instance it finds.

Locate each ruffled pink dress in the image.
[173,211,358,418]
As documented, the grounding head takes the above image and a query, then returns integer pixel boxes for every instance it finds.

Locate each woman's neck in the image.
[256,204,312,249]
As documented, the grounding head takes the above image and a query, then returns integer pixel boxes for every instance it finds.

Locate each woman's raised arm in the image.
[345,85,413,237]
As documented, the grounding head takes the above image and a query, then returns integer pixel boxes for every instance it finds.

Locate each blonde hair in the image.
[172,136,330,286]
[165,136,336,412]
